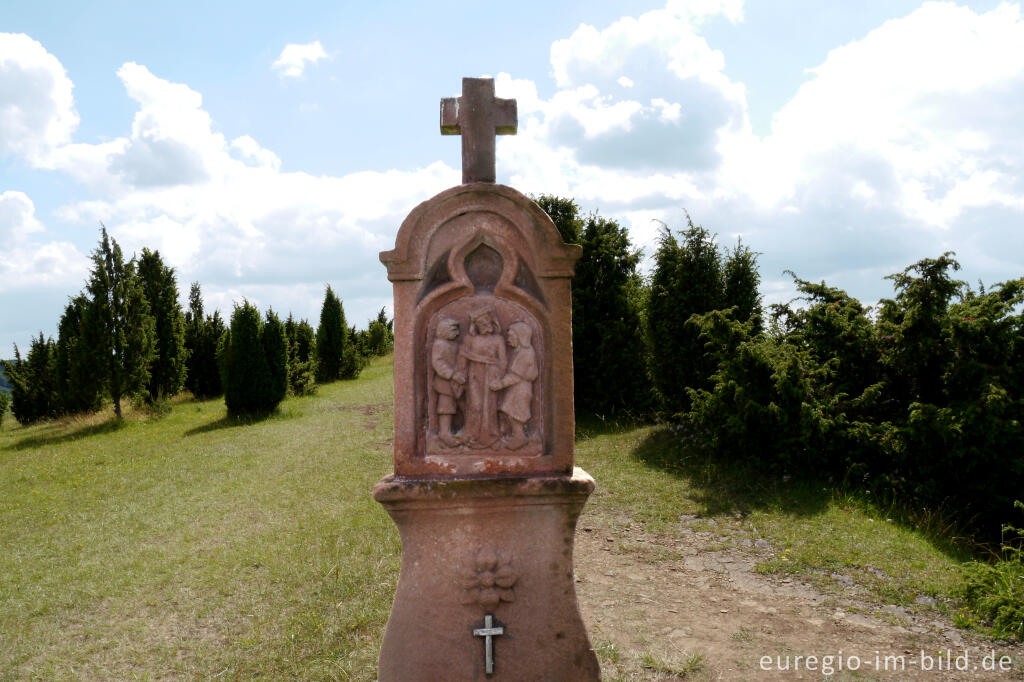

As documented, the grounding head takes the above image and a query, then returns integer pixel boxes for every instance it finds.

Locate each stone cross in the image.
[472,613,505,675]
[440,77,517,184]
[374,76,599,680]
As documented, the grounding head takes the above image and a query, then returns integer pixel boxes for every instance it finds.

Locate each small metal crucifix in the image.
[472,613,505,676]
[441,77,517,184]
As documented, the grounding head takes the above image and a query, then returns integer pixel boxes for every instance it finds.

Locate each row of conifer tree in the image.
[533,195,763,420]
[537,195,1022,546]
[541,195,1021,638]
[3,202,1020,541]
[1,228,394,424]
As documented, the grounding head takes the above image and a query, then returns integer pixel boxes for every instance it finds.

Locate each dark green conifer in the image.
[82,227,156,418]
[184,282,224,398]
[220,300,270,416]
[54,295,102,414]
[340,324,368,379]
[572,213,652,416]
[219,301,287,416]
[537,196,651,417]
[365,308,394,356]
[292,319,316,364]
[315,285,347,382]
[137,248,187,401]
[285,314,318,396]
[2,334,59,424]
[184,282,205,395]
[647,215,726,416]
[723,238,763,334]
[263,309,288,407]
[534,194,583,244]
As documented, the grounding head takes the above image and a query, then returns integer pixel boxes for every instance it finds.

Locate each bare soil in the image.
[574,511,1024,681]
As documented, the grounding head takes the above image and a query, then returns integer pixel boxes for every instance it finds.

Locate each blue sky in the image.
[2,0,1022,353]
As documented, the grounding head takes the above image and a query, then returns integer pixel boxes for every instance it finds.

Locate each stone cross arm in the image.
[441,77,517,184]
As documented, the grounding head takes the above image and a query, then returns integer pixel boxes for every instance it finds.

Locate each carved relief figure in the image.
[490,321,538,450]
[458,306,506,448]
[430,318,466,446]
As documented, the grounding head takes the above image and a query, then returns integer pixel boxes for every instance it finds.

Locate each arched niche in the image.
[380,183,580,477]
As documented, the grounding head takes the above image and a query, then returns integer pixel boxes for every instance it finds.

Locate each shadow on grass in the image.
[183,407,300,437]
[576,411,654,439]
[4,419,128,451]
[184,413,273,436]
[630,426,830,519]
[630,426,974,560]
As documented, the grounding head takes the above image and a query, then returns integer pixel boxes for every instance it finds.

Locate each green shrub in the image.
[647,215,762,417]
[364,308,394,357]
[535,195,653,417]
[960,502,1024,640]
[692,254,1023,542]
[288,360,317,396]
[340,328,369,380]
[137,248,187,402]
[184,283,225,399]
[263,310,288,407]
[875,260,1024,539]
[219,301,286,417]
[82,227,156,419]
[315,285,347,382]
[2,334,59,425]
[0,390,8,429]
[54,295,102,415]
[685,310,837,473]
[285,315,318,396]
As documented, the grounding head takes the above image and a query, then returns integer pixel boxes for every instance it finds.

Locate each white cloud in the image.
[47,62,224,193]
[0,191,88,292]
[0,239,88,290]
[650,98,681,123]
[502,0,749,181]
[36,61,458,329]
[107,62,218,187]
[0,36,453,344]
[496,0,1024,309]
[0,32,79,165]
[5,1,1024,351]
[550,3,741,92]
[665,0,744,24]
[0,190,44,242]
[721,2,1024,226]
[229,135,281,170]
[272,41,328,78]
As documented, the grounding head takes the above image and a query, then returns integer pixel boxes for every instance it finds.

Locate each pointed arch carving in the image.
[380,183,580,477]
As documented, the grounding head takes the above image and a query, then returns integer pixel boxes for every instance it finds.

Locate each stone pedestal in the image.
[374,468,600,681]
[375,78,598,680]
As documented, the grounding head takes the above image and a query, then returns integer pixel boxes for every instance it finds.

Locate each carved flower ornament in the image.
[457,548,518,610]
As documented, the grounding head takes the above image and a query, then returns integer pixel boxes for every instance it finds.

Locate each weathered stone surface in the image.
[374,469,600,681]
[374,79,597,682]
[440,77,517,184]
[380,182,580,477]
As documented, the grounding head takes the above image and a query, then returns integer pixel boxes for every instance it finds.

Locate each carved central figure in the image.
[460,305,506,448]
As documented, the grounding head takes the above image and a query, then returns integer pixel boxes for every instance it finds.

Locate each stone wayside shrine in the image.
[373,77,600,680]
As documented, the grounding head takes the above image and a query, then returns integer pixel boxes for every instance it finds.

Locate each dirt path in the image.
[574,512,1024,681]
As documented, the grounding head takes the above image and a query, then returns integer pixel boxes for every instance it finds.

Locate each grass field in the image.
[0,356,981,679]
[1,359,398,679]
[575,422,971,608]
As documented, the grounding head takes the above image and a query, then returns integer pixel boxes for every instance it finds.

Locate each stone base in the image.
[373,468,600,681]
